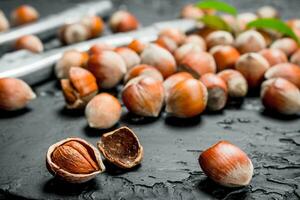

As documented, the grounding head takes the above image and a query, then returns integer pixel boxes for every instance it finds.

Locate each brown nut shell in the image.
[235,53,270,88]
[210,45,240,71]
[10,5,39,26]
[159,28,186,46]
[261,78,300,115]
[218,69,248,98]
[163,72,193,99]
[46,137,105,183]
[15,35,43,53]
[80,15,104,38]
[87,50,127,89]
[235,30,266,54]
[141,44,176,78]
[127,39,146,54]
[206,31,234,49]
[264,63,300,88]
[88,43,115,55]
[0,10,9,32]
[183,34,207,51]
[124,64,163,83]
[109,11,139,33]
[122,76,164,117]
[199,141,253,187]
[59,23,90,45]
[179,51,216,78]
[155,35,178,53]
[180,4,204,20]
[85,93,122,129]
[166,78,208,118]
[97,126,143,169]
[291,49,300,66]
[259,49,288,67]
[270,38,298,57]
[115,47,141,70]
[174,43,204,64]
[200,73,228,111]
[0,78,36,111]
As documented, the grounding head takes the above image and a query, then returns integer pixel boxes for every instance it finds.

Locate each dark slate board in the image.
[0,0,300,199]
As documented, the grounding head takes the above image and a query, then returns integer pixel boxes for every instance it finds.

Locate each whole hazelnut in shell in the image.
[115,47,141,70]
[109,11,139,33]
[210,45,240,71]
[124,64,163,83]
[15,35,43,53]
[235,30,266,54]
[11,5,39,26]
[0,10,9,32]
[259,49,288,67]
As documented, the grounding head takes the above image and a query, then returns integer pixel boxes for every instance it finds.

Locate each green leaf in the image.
[196,0,237,16]
[199,15,232,32]
[247,18,300,44]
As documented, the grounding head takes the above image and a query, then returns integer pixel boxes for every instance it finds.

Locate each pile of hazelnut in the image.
[1,3,300,188]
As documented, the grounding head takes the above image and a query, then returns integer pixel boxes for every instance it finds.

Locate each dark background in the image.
[0,0,300,199]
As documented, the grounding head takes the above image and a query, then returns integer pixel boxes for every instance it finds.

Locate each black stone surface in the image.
[1,0,300,199]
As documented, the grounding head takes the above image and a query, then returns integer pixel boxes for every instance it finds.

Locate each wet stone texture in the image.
[1,0,300,199]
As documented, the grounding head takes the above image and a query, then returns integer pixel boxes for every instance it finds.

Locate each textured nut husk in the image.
[159,28,186,46]
[97,126,143,169]
[55,50,89,79]
[155,35,178,53]
[46,137,105,183]
[87,50,127,89]
[235,53,270,88]
[85,93,122,129]
[261,78,300,114]
[179,51,216,78]
[80,15,104,38]
[61,67,98,109]
[166,78,208,118]
[235,30,266,54]
[206,31,234,49]
[163,72,193,100]
[199,141,253,187]
[122,76,164,117]
[141,44,176,78]
[59,23,90,45]
[264,63,300,88]
[218,69,248,98]
[115,47,141,70]
[200,73,228,111]
[0,10,9,32]
[109,11,139,33]
[180,4,204,20]
[15,35,43,53]
[270,38,298,56]
[124,64,163,83]
[259,49,288,67]
[174,43,204,63]
[210,45,240,71]
[0,78,36,111]
[10,5,39,26]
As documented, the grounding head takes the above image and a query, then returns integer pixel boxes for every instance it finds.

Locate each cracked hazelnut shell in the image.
[97,126,143,169]
[199,141,253,187]
[46,137,105,183]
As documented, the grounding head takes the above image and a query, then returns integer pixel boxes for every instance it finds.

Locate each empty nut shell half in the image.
[97,126,143,169]
[46,137,105,183]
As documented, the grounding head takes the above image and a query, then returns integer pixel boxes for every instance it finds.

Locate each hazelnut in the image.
[236,12,258,31]
[179,51,216,78]
[235,30,267,54]
[87,50,127,89]
[55,50,89,79]
[85,93,121,129]
[291,49,300,66]
[261,78,300,115]
[206,31,234,49]
[210,45,240,71]
[174,43,204,64]
[0,78,36,111]
[127,39,146,54]
[257,30,276,47]
[155,35,178,53]
[61,67,98,109]
[183,34,207,51]
[286,19,300,30]
[0,10,9,32]
[80,15,104,38]
[14,35,43,53]
[259,48,288,67]
[59,23,90,45]
[199,141,253,187]
[88,43,115,55]
[46,138,105,183]
[140,44,176,78]
[180,4,204,20]
[197,27,218,40]
[165,78,208,118]
[115,47,141,70]
[124,64,163,83]
[270,38,298,57]
[159,28,186,46]
[122,76,164,117]
[264,63,300,88]
[163,72,193,100]
[109,10,139,33]
[200,73,228,111]
[97,126,143,169]
[10,5,39,26]
[235,53,270,88]
[256,6,279,19]
[220,14,239,33]
[218,69,248,98]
